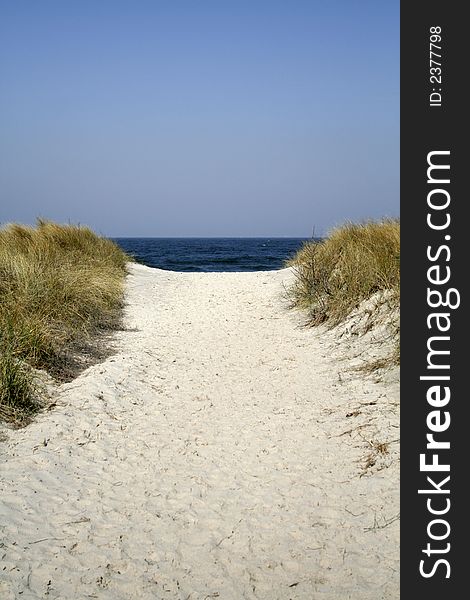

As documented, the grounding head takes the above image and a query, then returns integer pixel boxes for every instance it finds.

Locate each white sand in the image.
[0,264,399,599]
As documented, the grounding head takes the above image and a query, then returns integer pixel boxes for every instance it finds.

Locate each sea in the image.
[113,238,313,272]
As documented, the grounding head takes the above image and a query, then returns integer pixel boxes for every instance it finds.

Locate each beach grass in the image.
[0,220,129,424]
[287,219,400,365]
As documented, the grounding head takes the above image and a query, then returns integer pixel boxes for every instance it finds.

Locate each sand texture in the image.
[1,264,399,599]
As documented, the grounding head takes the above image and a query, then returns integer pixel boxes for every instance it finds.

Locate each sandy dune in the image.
[0,264,399,599]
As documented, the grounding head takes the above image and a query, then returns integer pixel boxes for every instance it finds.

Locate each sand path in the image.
[1,264,399,599]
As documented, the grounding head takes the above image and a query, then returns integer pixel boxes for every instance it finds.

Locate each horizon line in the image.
[110,235,317,239]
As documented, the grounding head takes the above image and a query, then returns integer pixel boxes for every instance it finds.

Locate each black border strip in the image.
[401,1,466,594]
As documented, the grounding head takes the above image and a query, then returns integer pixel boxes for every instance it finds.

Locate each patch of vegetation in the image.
[0,220,129,424]
[288,220,400,366]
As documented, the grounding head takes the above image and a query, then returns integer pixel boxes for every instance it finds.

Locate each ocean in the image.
[113,238,313,272]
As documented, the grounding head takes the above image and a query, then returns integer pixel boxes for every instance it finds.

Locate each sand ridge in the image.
[0,263,399,599]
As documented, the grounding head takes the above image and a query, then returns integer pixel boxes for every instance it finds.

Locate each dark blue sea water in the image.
[114,238,312,272]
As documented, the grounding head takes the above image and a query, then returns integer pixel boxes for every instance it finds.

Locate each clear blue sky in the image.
[0,1,399,237]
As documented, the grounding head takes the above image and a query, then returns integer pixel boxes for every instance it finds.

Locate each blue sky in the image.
[0,1,399,237]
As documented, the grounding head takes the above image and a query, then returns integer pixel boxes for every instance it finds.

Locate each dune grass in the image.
[288,220,400,365]
[0,220,129,424]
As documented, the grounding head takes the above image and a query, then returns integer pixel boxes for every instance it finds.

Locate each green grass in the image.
[0,220,129,424]
[288,219,400,366]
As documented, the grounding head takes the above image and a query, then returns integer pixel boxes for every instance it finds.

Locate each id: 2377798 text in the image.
[429,26,443,107]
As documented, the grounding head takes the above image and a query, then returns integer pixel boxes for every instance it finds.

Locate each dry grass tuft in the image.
[288,219,400,366]
[0,220,129,424]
